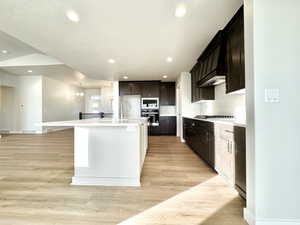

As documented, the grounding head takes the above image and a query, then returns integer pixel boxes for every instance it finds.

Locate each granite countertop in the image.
[41,118,148,127]
[183,116,246,128]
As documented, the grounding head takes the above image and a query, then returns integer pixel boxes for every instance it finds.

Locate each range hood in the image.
[198,75,226,87]
[196,31,227,87]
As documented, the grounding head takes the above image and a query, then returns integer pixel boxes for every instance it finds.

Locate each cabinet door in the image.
[215,124,235,186]
[234,126,246,194]
[168,116,176,135]
[149,126,160,136]
[142,82,160,97]
[160,84,169,105]
[159,117,169,135]
[119,82,131,96]
[226,9,245,93]
[168,84,176,105]
[198,127,210,163]
[129,83,142,95]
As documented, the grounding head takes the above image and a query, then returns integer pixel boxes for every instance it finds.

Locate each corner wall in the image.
[244,0,300,224]
[0,72,43,133]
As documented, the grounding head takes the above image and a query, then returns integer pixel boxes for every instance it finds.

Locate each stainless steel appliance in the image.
[120,95,141,119]
[141,109,159,126]
[194,115,234,120]
[141,98,159,109]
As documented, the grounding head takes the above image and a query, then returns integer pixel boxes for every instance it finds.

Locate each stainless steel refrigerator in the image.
[120,95,141,119]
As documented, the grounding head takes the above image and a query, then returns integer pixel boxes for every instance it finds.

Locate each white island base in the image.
[42,119,148,187]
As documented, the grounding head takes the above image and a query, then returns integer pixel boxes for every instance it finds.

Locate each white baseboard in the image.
[244,208,300,225]
[71,176,141,187]
[43,127,71,133]
[0,130,40,134]
[244,208,255,225]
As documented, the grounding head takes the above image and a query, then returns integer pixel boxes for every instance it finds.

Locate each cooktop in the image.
[194,115,234,119]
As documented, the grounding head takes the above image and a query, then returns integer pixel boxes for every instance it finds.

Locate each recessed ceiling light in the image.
[175,4,187,18]
[1,50,8,54]
[166,57,173,63]
[163,75,168,79]
[108,59,116,64]
[27,70,33,73]
[66,10,80,22]
[123,76,128,80]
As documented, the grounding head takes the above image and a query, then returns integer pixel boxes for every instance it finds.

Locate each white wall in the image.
[84,87,113,114]
[198,83,246,123]
[177,72,202,118]
[176,72,202,140]
[0,72,43,133]
[244,1,300,224]
[42,76,84,123]
[0,86,17,132]
[0,70,18,87]
[0,71,84,133]
[112,81,119,119]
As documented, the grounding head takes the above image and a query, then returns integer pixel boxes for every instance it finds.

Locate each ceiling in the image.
[1,64,113,88]
[0,0,242,81]
[0,30,112,88]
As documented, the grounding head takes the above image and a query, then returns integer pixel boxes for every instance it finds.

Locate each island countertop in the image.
[41,118,148,127]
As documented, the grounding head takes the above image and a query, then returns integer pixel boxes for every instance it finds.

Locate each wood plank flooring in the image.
[0,129,247,225]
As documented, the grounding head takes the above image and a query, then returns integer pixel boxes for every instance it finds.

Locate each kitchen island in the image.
[42,118,148,187]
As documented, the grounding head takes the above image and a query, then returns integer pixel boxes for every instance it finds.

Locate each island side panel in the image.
[72,125,141,186]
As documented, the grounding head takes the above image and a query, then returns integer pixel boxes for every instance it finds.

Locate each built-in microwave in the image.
[141,98,159,109]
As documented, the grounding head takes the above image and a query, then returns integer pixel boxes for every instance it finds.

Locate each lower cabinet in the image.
[149,126,160,136]
[183,117,246,199]
[159,116,176,136]
[149,116,177,136]
[234,126,246,199]
[183,118,215,168]
[214,124,235,186]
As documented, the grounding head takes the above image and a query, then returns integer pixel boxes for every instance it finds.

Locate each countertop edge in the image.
[182,116,246,128]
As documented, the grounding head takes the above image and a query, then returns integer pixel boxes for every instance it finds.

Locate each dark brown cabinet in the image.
[159,116,176,135]
[183,117,246,199]
[149,125,160,136]
[224,6,245,93]
[191,63,215,103]
[183,118,215,168]
[141,81,160,97]
[160,82,175,106]
[197,31,227,87]
[234,126,246,199]
[119,81,160,97]
[119,82,142,96]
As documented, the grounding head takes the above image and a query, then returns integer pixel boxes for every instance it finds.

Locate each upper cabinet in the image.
[224,6,245,93]
[191,63,215,103]
[141,81,160,97]
[190,5,245,98]
[160,82,175,106]
[119,81,166,98]
[119,82,143,96]
[197,31,227,87]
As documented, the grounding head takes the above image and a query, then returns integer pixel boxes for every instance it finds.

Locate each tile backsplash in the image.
[160,106,176,116]
[198,83,246,123]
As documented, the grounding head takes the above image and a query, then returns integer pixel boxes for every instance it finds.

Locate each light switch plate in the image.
[265,88,280,103]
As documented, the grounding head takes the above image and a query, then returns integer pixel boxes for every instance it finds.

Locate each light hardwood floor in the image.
[0,129,247,225]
